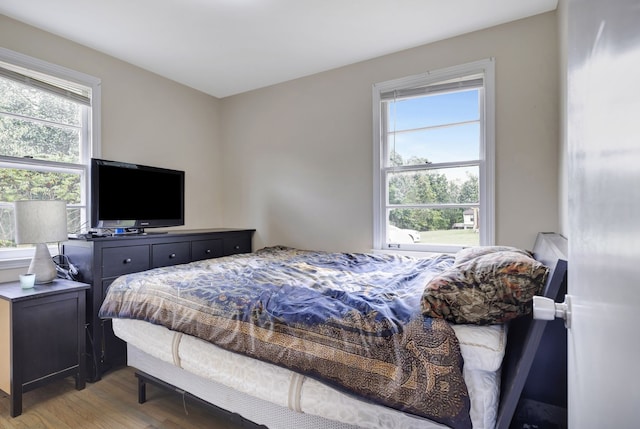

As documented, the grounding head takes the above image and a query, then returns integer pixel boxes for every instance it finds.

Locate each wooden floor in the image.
[0,367,246,429]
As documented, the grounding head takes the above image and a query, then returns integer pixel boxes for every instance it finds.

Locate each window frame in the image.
[372,59,495,253]
[0,48,101,269]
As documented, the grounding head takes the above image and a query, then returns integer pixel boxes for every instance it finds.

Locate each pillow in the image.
[422,251,549,324]
[454,245,533,265]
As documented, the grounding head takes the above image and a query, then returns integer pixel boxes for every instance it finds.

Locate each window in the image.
[0,48,101,267]
[373,59,494,253]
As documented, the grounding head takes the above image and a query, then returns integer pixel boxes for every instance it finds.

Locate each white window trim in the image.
[0,48,101,269]
[372,58,495,253]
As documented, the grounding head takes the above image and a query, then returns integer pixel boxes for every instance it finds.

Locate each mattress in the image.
[113,318,506,429]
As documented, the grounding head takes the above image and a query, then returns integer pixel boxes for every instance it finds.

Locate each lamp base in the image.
[28,243,57,284]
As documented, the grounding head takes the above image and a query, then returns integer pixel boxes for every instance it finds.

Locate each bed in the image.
[98,232,568,429]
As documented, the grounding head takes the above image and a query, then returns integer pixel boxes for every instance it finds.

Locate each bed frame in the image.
[134,232,568,429]
[136,370,267,429]
[495,232,568,429]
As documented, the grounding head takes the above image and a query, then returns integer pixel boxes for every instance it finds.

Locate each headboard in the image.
[494,232,568,429]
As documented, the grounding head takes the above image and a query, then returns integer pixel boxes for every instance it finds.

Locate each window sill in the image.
[371,248,454,257]
[0,257,30,271]
[0,245,58,271]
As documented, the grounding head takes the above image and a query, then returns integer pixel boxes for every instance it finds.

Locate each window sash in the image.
[372,59,495,253]
[0,48,100,268]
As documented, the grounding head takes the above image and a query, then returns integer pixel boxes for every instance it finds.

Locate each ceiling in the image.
[0,0,558,98]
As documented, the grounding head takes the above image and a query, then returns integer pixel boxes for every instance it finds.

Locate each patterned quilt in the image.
[99,246,471,429]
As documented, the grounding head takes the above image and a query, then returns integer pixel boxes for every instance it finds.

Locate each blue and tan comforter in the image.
[99,246,471,429]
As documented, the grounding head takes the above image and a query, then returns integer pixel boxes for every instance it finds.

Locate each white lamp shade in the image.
[14,200,68,244]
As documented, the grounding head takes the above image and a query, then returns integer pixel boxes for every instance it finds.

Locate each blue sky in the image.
[388,89,480,165]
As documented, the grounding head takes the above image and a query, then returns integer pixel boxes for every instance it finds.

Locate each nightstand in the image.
[0,278,89,417]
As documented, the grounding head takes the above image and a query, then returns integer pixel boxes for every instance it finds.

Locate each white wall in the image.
[221,12,560,252]
[0,15,223,282]
[0,11,561,285]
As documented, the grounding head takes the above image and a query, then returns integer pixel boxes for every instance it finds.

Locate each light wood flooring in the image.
[0,366,246,429]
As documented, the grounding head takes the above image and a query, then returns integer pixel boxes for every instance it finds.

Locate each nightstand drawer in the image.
[191,239,223,261]
[152,242,190,268]
[102,245,150,278]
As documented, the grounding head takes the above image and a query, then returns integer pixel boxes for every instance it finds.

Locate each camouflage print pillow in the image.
[422,251,549,325]
[455,245,533,266]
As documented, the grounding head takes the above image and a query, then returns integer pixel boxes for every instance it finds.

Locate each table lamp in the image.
[14,200,68,284]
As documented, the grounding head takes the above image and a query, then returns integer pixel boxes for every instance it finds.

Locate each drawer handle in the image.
[205,249,211,254]
[169,253,176,259]
[123,258,132,264]
[234,245,241,250]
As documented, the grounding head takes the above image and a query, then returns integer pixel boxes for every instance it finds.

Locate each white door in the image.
[567,0,640,427]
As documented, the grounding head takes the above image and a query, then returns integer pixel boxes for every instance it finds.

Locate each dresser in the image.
[0,279,89,417]
[61,228,255,381]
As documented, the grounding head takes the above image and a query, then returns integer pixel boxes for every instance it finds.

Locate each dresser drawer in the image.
[223,234,252,256]
[61,228,254,383]
[102,245,150,278]
[191,239,223,261]
[102,278,116,297]
[152,242,191,268]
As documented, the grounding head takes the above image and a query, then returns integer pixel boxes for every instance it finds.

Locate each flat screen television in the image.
[90,158,185,231]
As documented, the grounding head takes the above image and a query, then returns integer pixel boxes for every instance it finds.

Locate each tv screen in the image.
[91,158,185,230]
